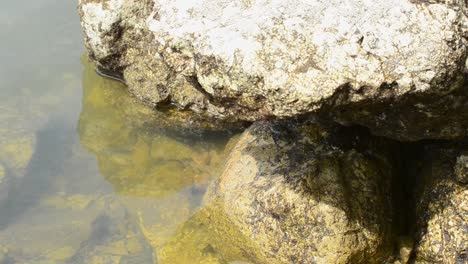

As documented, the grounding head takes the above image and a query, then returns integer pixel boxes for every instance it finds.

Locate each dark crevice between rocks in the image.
[317,72,468,141]
[393,137,468,229]
[300,121,467,262]
[390,140,425,261]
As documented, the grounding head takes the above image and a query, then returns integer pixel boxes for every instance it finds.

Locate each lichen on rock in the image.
[79,0,468,141]
[76,1,468,262]
[202,120,396,263]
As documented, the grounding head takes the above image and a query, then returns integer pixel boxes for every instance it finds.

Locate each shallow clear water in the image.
[0,1,241,263]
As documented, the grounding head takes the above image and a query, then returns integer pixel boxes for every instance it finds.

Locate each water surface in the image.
[0,1,243,263]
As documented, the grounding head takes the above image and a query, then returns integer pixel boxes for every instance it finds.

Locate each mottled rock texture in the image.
[207,121,396,263]
[412,142,468,263]
[79,0,468,140]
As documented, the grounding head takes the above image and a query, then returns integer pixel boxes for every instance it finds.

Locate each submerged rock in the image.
[68,207,154,264]
[0,164,6,205]
[204,121,396,263]
[0,107,36,178]
[158,205,259,264]
[79,59,234,199]
[79,0,468,140]
[412,143,468,263]
[0,164,4,185]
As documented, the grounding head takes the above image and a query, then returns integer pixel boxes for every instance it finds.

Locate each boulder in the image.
[412,143,468,263]
[79,0,468,140]
[206,121,396,263]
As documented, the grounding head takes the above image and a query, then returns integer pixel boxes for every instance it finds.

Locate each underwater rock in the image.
[79,0,468,140]
[412,143,468,263]
[0,191,151,264]
[0,164,6,208]
[0,137,35,176]
[0,164,4,185]
[158,205,259,264]
[79,59,234,199]
[78,60,246,260]
[68,206,155,264]
[0,107,36,177]
[205,121,395,263]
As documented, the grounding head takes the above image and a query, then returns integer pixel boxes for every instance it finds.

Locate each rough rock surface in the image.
[206,121,396,263]
[79,0,468,140]
[412,142,468,263]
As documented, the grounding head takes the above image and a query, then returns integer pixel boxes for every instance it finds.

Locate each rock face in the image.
[79,0,468,140]
[412,143,468,263]
[207,121,395,263]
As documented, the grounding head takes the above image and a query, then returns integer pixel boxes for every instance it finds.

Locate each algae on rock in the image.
[203,121,396,264]
[158,204,262,264]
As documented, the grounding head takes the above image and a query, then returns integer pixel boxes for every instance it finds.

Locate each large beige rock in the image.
[413,144,468,263]
[205,121,395,263]
[79,0,468,140]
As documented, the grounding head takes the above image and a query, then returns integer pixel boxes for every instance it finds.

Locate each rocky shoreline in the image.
[78,0,467,263]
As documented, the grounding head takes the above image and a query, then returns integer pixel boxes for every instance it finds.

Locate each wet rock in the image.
[68,208,154,264]
[158,205,262,264]
[0,107,36,177]
[79,0,468,140]
[206,121,395,263]
[0,191,151,264]
[79,59,234,199]
[0,245,7,264]
[0,165,3,179]
[0,137,35,175]
[79,58,244,134]
[412,144,468,263]
[0,141,195,264]
[0,164,6,207]
[77,60,246,260]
